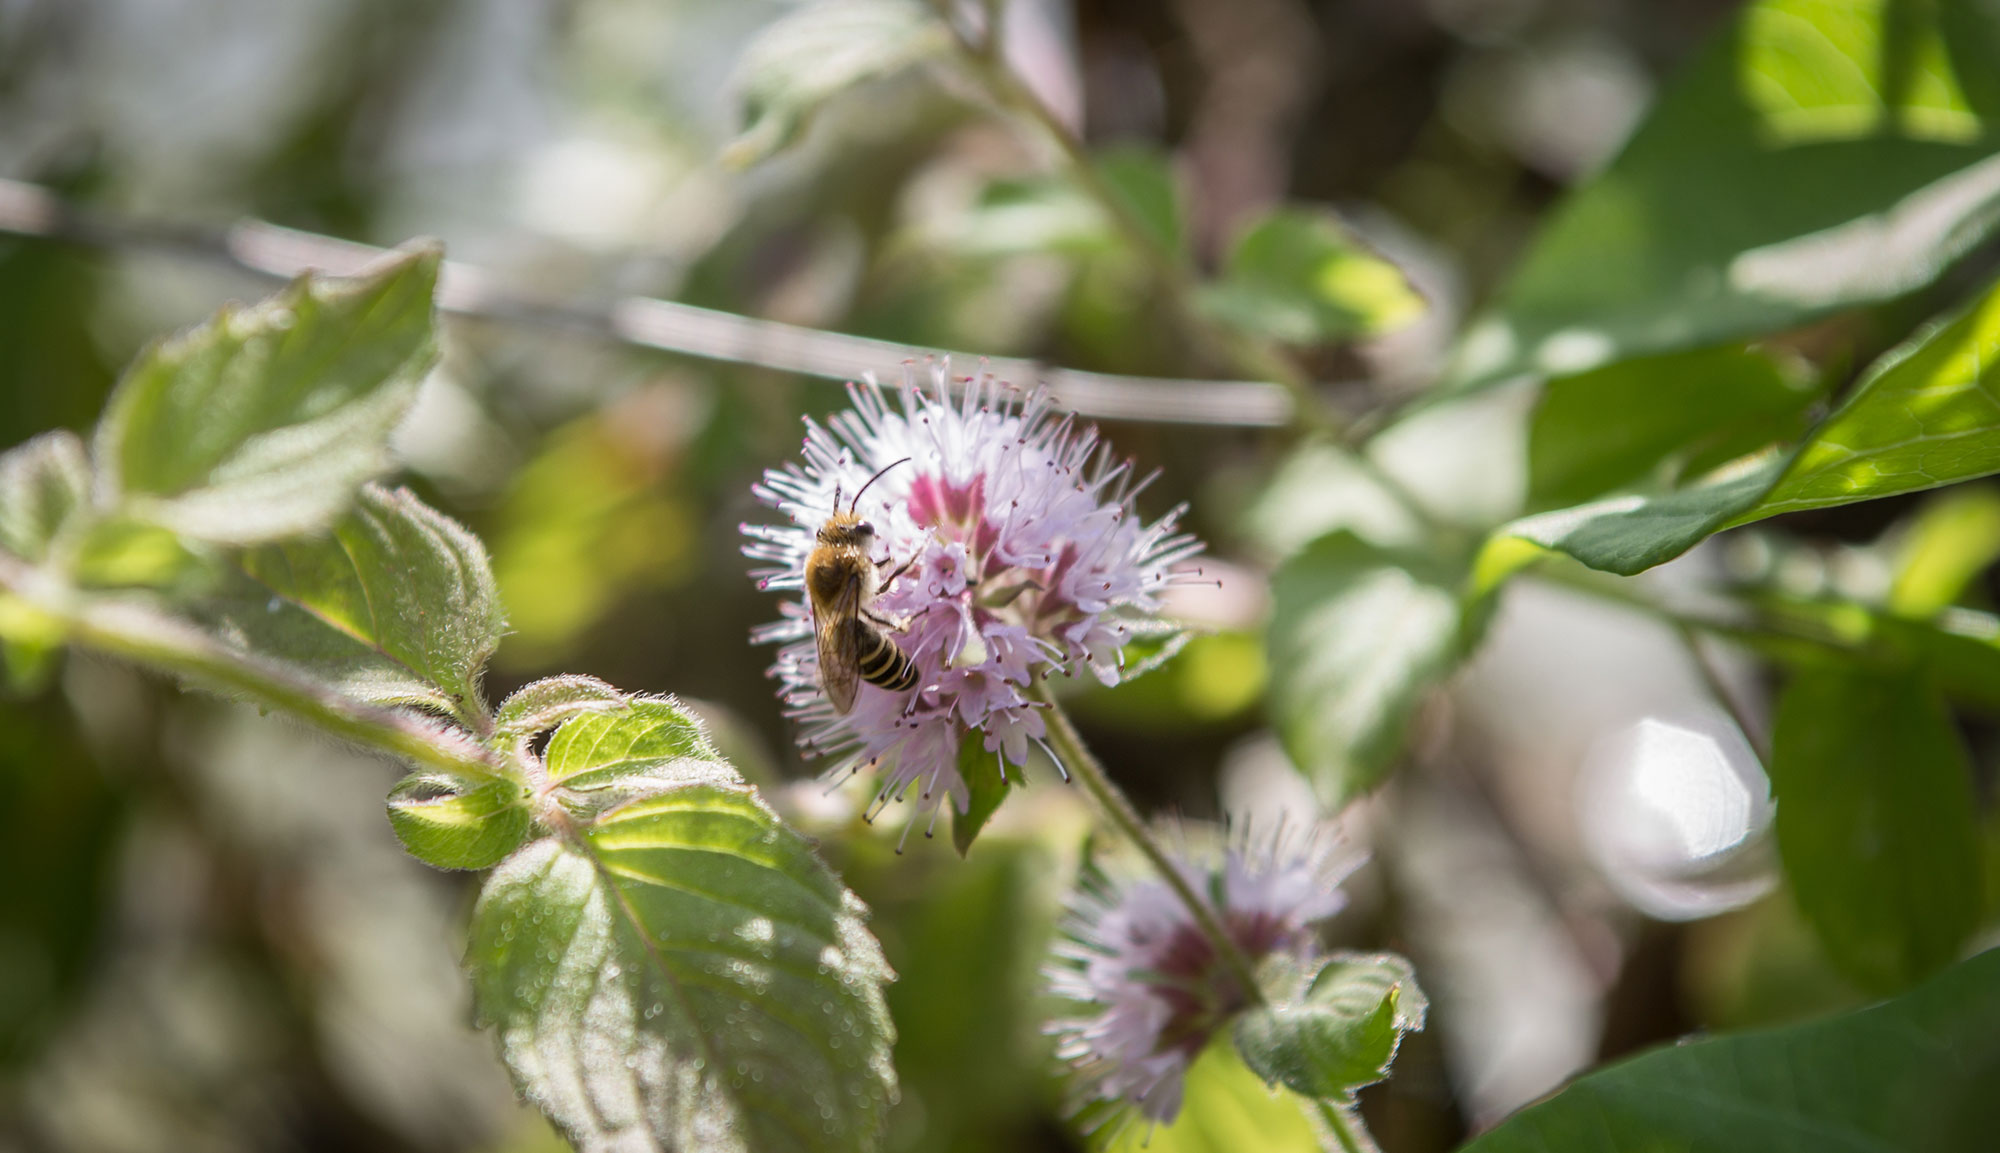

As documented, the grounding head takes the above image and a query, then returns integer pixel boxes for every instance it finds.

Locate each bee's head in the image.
[817,512,876,548]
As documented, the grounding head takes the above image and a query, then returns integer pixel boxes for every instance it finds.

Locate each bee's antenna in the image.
[849,457,912,515]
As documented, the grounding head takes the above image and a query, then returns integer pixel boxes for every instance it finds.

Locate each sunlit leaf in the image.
[1267,531,1468,805]
[219,485,503,727]
[387,769,533,871]
[1446,0,2000,393]
[542,697,722,799]
[1098,1041,1322,1153]
[0,430,89,564]
[1234,952,1427,1102]
[496,674,627,739]
[1495,276,2000,574]
[93,245,440,544]
[1201,209,1423,347]
[724,0,950,168]
[1459,948,2000,1153]
[470,776,897,1153]
[1890,485,2000,615]
[1527,345,1818,510]
[1769,665,1980,993]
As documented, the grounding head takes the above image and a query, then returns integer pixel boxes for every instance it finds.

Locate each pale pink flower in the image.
[1047,832,1361,1124]
[742,364,1204,846]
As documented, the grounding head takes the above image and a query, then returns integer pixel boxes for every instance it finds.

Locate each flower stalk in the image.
[1033,677,1266,1009]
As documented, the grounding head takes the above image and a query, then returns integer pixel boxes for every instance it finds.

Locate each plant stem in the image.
[949,32,1456,537]
[1316,1100,1382,1153]
[0,558,507,783]
[1031,677,1266,1006]
[1675,623,1770,763]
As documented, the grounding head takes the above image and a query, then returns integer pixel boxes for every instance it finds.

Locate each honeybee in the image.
[805,458,921,713]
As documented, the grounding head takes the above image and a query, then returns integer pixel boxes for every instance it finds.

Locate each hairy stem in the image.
[1317,1100,1382,1153]
[1032,678,1266,1006]
[0,558,506,782]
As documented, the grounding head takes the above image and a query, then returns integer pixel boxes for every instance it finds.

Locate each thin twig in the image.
[0,176,1294,428]
[1675,623,1769,764]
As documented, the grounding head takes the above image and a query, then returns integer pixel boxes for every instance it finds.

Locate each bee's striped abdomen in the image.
[854,621,920,693]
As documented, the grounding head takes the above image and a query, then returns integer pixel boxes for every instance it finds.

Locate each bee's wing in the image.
[814,572,865,714]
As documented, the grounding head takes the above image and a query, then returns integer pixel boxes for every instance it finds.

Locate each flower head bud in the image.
[743,365,1206,846]
[1046,829,1361,1125]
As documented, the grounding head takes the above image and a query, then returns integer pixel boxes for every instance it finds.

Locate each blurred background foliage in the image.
[2,0,1998,1150]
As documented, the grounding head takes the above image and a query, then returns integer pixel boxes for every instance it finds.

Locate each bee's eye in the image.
[856,521,875,537]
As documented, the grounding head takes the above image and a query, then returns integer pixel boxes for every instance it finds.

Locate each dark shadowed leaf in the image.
[469,777,897,1153]
[387,769,532,871]
[222,484,503,727]
[1267,532,1467,804]
[950,734,1009,857]
[496,675,627,739]
[92,245,439,544]
[1527,345,1818,510]
[1459,948,2000,1153]
[1446,0,2000,393]
[1201,209,1423,347]
[1234,952,1427,1103]
[0,431,89,564]
[1770,666,1981,992]
[724,0,949,168]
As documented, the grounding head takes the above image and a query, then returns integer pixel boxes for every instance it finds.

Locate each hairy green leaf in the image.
[1447,0,2000,393]
[724,0,949,168]
[387,769,532,871]
[93,245,440,544]
[496,674,627,739]
[1496,275,2000,574]
[1460,948,2000,1153]
[0,430,89,564]
[543,696,722,800]
[218,484,503,726]
[1528,346,1818,510]
[1201,209,1422,347]
[1770,666,1981,992]
[1267,532,1467,805]
[1234,952,1427,1102]
[470,784,897,1153]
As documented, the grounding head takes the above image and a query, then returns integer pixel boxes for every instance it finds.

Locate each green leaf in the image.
[1890,485,2000,615]
[951,733,1009,857]
[1527,345,1818,509]
[1496,274,2000,575]
[495,674,627,739]
[926,175,1113,260]
[1459,948,2000,1153]
[542,696,723,800]
[1093,145,1186,261]
[1267,531,1468,805]
[93,245,440,544]
[0,431,89,564]
[1201,209,1423,347]
[469,788,898,1153]
[223,484,503,726]
[723,0,950,168]
[387,769,532,871]
[1233,952,1427,1103]
[1770,665,1981,992]
[1098,1041,1323,1153]
[1446,0,2000,393]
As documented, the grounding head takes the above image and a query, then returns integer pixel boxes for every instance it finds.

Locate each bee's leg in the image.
[875,549,920,590]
